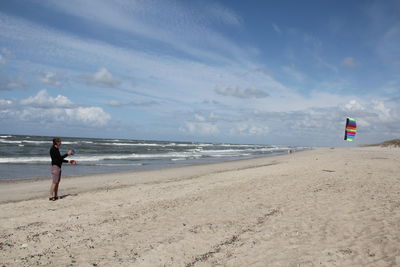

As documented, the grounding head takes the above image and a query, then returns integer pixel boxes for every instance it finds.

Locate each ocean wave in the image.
[98,142,201,147]
[99,142,152,146]
[0,151,235,164]
[21,140,52,144]
[92,163,143,166]
[0,140,51,145]
[71,153,198,161]
[0,146,294,164]
[0,157,49,163]
[0,139,78,145]
[0,139,22,144]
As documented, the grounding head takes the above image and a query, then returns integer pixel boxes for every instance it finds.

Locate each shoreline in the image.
[0,150,301,204]
[0,134,301,180]
[1,146,399,266]
[0,149,300,181]
[0,149,302,184]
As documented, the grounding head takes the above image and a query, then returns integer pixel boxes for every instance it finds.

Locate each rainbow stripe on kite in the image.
[344,117,357,141]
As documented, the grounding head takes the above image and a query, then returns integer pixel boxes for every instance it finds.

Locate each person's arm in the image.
[63,150,74,163]
[66,150,77,165]
[60,151,69,163]
[50,146,69,164]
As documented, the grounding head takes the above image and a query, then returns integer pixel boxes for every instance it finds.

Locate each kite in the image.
[344,117,357,141]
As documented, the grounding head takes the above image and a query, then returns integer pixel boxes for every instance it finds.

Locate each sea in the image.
[0,134,307,180]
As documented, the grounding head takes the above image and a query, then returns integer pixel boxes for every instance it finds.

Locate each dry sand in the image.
[1,147,400,266]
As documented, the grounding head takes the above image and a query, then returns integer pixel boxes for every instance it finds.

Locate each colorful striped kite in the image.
[344,117,357,141]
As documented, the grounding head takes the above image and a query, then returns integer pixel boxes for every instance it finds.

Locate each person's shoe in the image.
[49,197,56,201]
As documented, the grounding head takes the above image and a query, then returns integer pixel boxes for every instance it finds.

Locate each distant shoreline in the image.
[1,134,305,180]
[0,150,303,184]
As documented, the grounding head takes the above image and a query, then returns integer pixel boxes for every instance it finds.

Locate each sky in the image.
[1,0,400,146]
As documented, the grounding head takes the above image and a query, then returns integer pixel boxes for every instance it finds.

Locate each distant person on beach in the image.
[49,137,76,201]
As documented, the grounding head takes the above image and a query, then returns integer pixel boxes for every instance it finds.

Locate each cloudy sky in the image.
[1,0,399,146]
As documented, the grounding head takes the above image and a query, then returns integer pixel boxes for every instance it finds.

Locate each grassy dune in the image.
[362,139,400,147]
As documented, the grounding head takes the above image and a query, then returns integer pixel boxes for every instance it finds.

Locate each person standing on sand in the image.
[49,137,76,201]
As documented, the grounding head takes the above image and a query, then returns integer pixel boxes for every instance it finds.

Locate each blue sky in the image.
[1,0,399,146]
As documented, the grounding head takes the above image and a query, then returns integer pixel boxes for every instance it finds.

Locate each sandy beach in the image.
[1,147,400,266]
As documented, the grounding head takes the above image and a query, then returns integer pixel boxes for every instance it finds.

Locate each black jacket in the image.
[50,145,68,168]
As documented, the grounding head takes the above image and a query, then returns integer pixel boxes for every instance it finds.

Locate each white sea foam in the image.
[60,141,79,145]
[71,152,199,161]
[96,142,218,147]
[0,157,49,163]
[171,158,186,161]
[0,139,22,144]
[0,135,308,180]
[22,140,52,144]
[93,163,143,166]
[0,147,285,164]
[101,142,152,146]
[0,139,78,145]
[0,135,304,166]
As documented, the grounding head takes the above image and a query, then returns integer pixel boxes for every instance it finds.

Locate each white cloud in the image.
[108,100,122,107]
[215,86,269,98]
[21,90,73,108]
[107,99,159,107]
[371,100,392,121]
[41,72,62,87]
[344,100,364,111]
[178,97,400,145]
[232,124,270,136]
[2,90,111,126]
[181,122,219,135]
[83,68,120,88]
[0,12,286,104]
[65,107,110,126]
[194,114,206,122]
[2,2,398,145]
[36,0,249,64]
[0,98,13,106]
[340,99,398,128]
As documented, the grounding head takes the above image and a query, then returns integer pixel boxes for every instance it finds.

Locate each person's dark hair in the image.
[53,137,61,145]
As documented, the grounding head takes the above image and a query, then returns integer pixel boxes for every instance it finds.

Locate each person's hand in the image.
[67,150,73,156]
[69,160,77,165]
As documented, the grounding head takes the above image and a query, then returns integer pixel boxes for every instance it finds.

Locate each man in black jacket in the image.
[49,137,76,201]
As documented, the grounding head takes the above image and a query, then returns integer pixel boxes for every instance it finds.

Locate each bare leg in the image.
[50,166,61,200]
[50,183,56,198]
[54,183,59,198]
